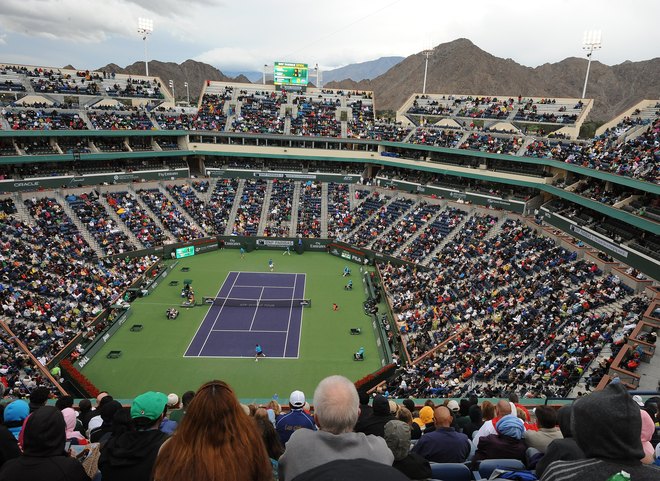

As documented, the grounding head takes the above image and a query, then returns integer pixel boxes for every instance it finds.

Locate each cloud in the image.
[0,0,223,43]
[0,34,6,46]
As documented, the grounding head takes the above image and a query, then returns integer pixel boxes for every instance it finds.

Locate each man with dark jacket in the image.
[0,406,89,481]
[355,394,395,438]
[412,406,471,463]
[99,391,169,481]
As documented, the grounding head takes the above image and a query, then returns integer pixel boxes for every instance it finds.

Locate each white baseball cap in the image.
[289,390,305,408]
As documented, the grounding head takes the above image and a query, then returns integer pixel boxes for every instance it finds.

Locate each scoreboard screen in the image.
[274,62,309,86]
[175,246,195,259]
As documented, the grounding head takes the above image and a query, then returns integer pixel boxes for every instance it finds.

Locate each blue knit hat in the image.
[496,414,525,440]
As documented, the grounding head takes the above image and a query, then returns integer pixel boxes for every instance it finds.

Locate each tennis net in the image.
[203,297,312,308]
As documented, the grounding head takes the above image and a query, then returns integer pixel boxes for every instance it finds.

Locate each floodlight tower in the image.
[184,81,190,104]
[581,30,602,99]
[263,64,268,85]
[422,49,433,94]
[315,64,322,88]
[168,80,175,102]
[138,18,154,77]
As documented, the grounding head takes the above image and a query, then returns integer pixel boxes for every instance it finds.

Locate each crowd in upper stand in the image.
[105,192,166,248]
[296,181,322,238]
[264,179,295,237]
[0,67,658,182]
[232,179,267,236]
[65,191,136,256]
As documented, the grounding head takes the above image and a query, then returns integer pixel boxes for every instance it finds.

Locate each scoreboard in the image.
[175,246,195,259]
[274,62,309,86]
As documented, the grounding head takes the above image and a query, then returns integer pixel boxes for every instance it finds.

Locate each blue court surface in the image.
[184,272,306,358]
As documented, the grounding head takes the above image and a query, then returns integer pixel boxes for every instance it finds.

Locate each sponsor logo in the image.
[13,181,39,188]
[158,171,180,177]
[449,192,467,199]
[70,177,86,183]
[256,239,294,247]
[102,333,110,343]
[341,251,351,260]
[486,199,511,206]
[343,176,354,181]
[77,356,90,368]
[416,186,426,193]
[308,241,327,250]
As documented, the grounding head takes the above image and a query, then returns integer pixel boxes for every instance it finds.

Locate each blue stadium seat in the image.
[476,459,526,479]
[430,462,473,481]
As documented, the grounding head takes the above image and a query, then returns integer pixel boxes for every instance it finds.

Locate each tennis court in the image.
[184,271,306,358]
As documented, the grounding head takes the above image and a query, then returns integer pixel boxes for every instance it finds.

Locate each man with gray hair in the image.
[278,375,394,481]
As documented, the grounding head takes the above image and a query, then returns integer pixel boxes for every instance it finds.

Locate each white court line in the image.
[282,273,297,355]
[248,287,264,331]
[230,285,295,289]
[211,329,288,333]
[183,271,231,357]
[295,273,307,358]
[196,273,240,356]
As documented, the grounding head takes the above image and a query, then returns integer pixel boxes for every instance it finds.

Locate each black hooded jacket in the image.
[535,405,585,477]
[99,427,168,481]
[0,406,90,481]
[355,395,395,438]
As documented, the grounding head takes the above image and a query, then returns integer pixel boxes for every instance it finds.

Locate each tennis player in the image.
[269,259,274,272]
[255,344,266,362]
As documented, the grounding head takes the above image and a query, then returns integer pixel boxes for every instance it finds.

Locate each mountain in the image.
[322,56,404,84]
[95,59,249,103]
[325,38,660,122]
[224,71,263,83]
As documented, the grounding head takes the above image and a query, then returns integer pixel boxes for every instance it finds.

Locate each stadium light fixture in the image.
[581,30,602,99]
[263,64,268,85]
[184,81,190,104]
[137,17,154,77]
[168,79,175,102]
[315,64,322,89]
[422,49,433,95]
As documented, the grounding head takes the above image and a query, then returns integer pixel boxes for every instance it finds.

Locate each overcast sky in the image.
[0,0,658,73]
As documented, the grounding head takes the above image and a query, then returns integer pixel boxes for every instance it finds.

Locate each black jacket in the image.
[99,429,168,481]
[0,406,89,481]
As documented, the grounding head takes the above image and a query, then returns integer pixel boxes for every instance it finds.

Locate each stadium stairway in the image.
[157,183,205,234]
[516,137,535,156]
[320,182,329,238]
[567,295,635,397]
[365,197,420,251]
[52,190,105,257]
[11,192,34,224]
[342,194,398,243]
[98,190,145,249]
[482,215,507,240]
[421,209,474,267]
[257,180,275,236]
[128,185,177,244]
[0,116,11,130]
[392,201,448,257]
[224,179,246,236]
[290,181,302,236]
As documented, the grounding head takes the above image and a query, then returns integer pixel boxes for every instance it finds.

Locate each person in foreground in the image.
[278,375,395,481]
[541,382,660,481]
[152,380,272,481]
[0,406,90,481]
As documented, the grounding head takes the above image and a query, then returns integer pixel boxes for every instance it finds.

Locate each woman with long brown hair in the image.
[153,380,272,481]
